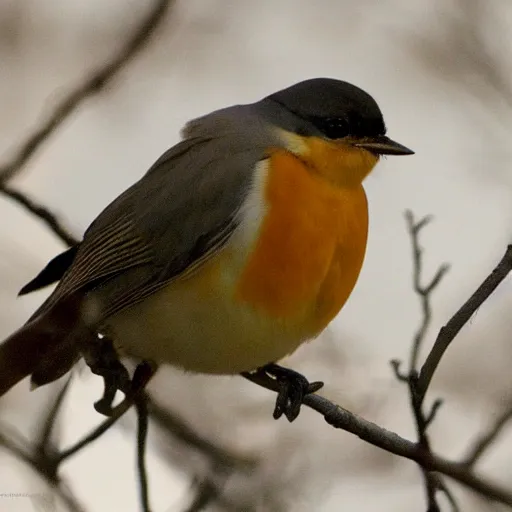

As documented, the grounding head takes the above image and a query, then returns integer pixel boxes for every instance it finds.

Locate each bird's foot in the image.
[82,336,156,416]
[243,363,324,422]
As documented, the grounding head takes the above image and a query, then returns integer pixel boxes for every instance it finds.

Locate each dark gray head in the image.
[260,78,413,156]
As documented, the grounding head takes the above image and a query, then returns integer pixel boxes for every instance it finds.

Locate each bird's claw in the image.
[93,363,130,415]
[259,363,324,422]
[82,336,156,416]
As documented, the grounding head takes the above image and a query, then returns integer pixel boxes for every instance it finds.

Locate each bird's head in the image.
[259,78,413,186]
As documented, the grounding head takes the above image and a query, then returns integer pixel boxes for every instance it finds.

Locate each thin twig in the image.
[184,477,223,512]
[464,401,512,467]
[136,396,151,512]
[0,1,173,248]
[0,0,174,244]
[0,426,32,462]
[401,211,451,511]
[56,394,134,464]
[405,211,450,372]
[183,461,232,512]
[1,185,79,246]
[26,377,74,484]
[0,427,86,512]
[424,472,441,512]
[417,244,512,402]
[146,392,256,511]
[432,473,461,512]
[243,371,512,506]
[146,392,256,470]
[35,376,73,455]
[0,0,173,185]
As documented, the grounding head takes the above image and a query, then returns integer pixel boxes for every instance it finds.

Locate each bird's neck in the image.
[278,131,379,188]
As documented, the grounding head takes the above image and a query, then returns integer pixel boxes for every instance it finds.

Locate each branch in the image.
[417,244,512,402]
[0,0,173,246]
[464,400,512,467]
[147,391,257,511]
[405,211,450,372]
[0,0,173,185]
[0,425,85,512]
[0,185,79,246]
[245,231,512,508]
[56,390,135,464]
[0,378,86,511]
[136,396,151,512]
[244,371,512,507]
[431,473,461,512]
[146,392,256,470]
[33,377,73,479]
[183,475,225,512]
[398,211,450,511]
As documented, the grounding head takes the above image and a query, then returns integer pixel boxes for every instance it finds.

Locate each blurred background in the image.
[1,0,512,510]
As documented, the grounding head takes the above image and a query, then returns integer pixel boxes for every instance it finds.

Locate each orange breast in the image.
[236,149,368,335]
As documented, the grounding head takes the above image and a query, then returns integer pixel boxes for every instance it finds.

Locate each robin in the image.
[0,78,413,420]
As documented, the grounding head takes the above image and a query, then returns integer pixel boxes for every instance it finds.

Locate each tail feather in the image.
[0,318,61,395]
[31,340,80,388]
[0,295,84,397]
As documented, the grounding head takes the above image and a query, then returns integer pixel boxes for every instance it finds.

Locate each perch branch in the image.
[244,371,512,507]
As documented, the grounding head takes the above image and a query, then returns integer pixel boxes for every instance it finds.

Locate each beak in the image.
[353,135,414,156]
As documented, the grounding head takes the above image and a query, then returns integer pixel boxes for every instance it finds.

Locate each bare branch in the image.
[0,426,86,512]
[424,398,444,428]
[0,0,173,185]
[148,391,258,511]
[0,0,173,248]
[0,0,174,250]
[396,213,512,508]
[1,185,79,247]
[433,473,461,512]
[56,393,134,464]
[280,212,510,509]
[183,476,224,512]
[417,244,512,402]
[0,425,33,463]
[423,472,441,512]
[405,210,450,372]
[401,211,451,510]
[146,392,256,470]
[464,400,512,467]
[136,396,151,512]
[35,376,72,455]
[244,371,512,506]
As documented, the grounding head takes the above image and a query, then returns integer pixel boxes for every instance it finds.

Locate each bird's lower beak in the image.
[353,135,414,156]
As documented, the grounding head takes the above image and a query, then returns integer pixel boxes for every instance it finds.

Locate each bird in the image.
[0,78,413,419]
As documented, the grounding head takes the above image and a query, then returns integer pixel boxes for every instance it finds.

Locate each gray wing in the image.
[32,133,267,322]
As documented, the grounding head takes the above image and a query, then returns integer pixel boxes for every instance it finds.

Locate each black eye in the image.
[313,117,350,139]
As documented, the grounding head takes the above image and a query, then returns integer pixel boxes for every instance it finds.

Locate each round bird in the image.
[0,78,413,414]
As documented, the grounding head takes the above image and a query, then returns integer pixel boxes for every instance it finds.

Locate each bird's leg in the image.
[242,363,324,422]
[82,335,130,415]
[81,335,156,416]
[96,359,157,417]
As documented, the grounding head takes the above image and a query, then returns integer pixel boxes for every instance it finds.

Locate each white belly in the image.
[101,267,312,374]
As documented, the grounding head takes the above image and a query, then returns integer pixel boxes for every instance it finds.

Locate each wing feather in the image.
[31,132,267,323]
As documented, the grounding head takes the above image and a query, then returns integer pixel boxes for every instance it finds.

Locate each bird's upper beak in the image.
[352,135,414,156]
